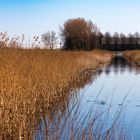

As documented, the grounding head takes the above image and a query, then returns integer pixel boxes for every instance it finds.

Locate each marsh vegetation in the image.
[0,48,114,139]
[1,17,140,140]
[124,51,140,66]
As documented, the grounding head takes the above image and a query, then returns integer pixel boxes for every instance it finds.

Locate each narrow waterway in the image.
[36,52,140,140]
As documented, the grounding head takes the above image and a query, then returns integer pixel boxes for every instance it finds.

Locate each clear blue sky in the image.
[0,0,140,37]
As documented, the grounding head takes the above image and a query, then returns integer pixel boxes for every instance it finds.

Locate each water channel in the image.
[36,52,140,140]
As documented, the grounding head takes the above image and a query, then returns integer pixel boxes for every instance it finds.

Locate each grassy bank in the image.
[0,49,114,139]
[124,50,140,66]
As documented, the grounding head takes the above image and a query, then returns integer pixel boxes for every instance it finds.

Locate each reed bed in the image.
[0,48,114,139]
[37,85,132,140]
[124,50,140,66]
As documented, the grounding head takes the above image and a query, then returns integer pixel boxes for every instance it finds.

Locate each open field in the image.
[124,50,140,66]
[0,49,114,139]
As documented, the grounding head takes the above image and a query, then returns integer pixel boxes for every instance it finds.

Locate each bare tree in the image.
[60,18,98,50]
[134,32,140,45]
[120,33,126,45]
[95,32,103,49]
[42,31,58,49]
[113,32,119,45]
[104,32,111,50]
[127,33,134,44]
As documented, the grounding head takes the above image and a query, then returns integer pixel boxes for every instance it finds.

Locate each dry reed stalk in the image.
[124,50,140,66]
[0,48,114,139]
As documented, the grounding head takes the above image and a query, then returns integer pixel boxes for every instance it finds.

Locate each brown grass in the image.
[0,48,114,139]
[124,50,140,66]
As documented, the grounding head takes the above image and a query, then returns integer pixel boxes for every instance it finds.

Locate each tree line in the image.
[99,32,140,51]
[1,17,140,51]
[42,18,140,51]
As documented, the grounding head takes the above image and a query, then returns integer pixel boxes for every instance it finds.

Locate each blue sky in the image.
[0,0,140,37]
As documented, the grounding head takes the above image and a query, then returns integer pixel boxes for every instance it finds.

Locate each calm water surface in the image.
[36,52,140,140]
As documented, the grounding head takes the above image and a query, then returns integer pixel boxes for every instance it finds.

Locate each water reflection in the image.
[102,52,140,75]
[36,52,140,140]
